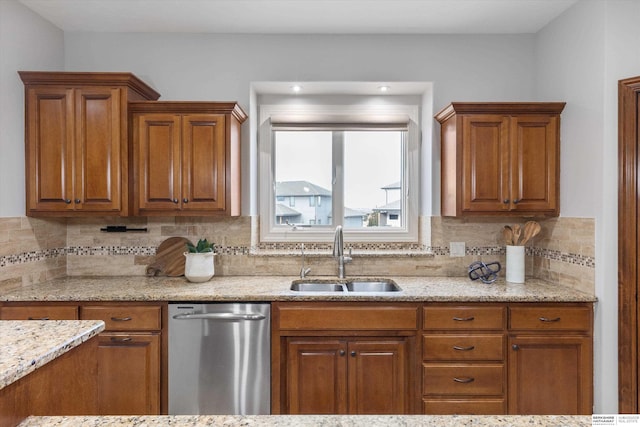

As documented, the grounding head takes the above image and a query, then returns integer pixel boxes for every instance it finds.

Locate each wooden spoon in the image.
[503,225,514,245]
[520,221,541,245]
[512,224,522,246]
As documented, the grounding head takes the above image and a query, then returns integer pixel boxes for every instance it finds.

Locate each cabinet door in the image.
[508,335,592,414]
[96,333,161,415]
[134,114,182,213]
[286,339,348,414]
[509,115,559,213]
[73,87,122,212]
[25,87,75,213]
[348,340,409,414]
[461,115,510,212]
[181,114,227,212]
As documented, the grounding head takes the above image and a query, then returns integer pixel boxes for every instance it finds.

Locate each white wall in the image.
[0,0,64,217]
[63,32,537,216]
[536,0,640,413]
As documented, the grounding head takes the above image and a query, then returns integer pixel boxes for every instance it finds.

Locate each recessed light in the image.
[291,84,302,93]
[378,85,390,93]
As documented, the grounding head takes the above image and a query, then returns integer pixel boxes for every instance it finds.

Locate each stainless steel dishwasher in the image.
[168,303,270,415]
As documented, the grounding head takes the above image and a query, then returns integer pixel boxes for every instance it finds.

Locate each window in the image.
[259,104,419,243]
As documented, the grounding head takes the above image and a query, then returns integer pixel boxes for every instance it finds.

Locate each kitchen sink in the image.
[346,280,401,292]
[290,282,347,292]
[290,279,401,293]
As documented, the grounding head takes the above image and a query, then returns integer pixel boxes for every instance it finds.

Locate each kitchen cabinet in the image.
[19,71,160,217]
[272,302,419,415]
[422,305,507,415]
[129,102,247,216]
[508,304,593,415]
[0,302,166,415]
[435,103,565,217]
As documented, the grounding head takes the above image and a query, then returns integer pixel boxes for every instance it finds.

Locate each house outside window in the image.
[259,103,419,243]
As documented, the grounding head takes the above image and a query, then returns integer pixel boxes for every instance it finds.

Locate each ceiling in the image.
[19,0,578,34]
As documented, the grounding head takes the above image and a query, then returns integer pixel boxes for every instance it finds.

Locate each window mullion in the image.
[332,131,344,228]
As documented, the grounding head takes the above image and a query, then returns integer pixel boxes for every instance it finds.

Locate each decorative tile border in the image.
[0,244,595,269]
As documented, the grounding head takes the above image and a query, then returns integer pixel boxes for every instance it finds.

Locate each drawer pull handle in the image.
[111,316,132,322]
[453,345,475,351]
[453,377,475,384]
[453,316,475,322]
[539,317,561,322]
[110,337,132,342]
[28,317,49,320]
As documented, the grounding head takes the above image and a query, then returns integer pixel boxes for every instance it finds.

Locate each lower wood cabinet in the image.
[286,337,409,414]
[272,302,419,415]
[95,333,161,415]
[0,302,166,416]
[507,304,593,415]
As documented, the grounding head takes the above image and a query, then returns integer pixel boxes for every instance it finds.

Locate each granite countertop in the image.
[0,319,105,390]
[0,275,596,303]
[18,414,593,426]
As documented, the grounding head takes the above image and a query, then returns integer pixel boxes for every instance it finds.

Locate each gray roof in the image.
[372,199,401,212]
[276,181,331,197]
[275,204,301,217]
[344,207,370,218]
[381,181,401,190]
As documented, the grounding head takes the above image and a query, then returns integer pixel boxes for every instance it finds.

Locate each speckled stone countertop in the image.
[18,414,593,426]
[0,320,104,390]
[0,275,596,303]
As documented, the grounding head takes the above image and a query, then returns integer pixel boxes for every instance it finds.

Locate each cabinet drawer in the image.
[278,305,418,330]
[81,305,161,331]
[423,364,504,396]
[509,306,591,331]
[423,398,505,415]
[423,306,505,330]
[423,334,504,361]
[0,305,78,320]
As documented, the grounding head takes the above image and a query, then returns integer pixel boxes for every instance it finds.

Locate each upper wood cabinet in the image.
[129,102,247,216]
[435,103,565,217]
[19,71,160,217]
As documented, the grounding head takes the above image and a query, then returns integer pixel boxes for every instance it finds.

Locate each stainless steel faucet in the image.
[299,243,311,278]
[332,226,352,279]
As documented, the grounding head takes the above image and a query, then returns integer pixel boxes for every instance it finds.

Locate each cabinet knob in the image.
[512,344,520,351]
[351,351,356,357]
[339,350,345,356]
[503,199,510,204]
[173,199,179,204]
[183,198,189,203]
[513,198,521,204]
[74,199,81,204]
[64,199,71,204]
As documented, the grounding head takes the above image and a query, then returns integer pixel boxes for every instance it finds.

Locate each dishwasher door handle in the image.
[172,312,266,321]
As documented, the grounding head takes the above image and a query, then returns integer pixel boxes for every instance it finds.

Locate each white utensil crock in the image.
[506,245,525,283]
[184,252,215,283]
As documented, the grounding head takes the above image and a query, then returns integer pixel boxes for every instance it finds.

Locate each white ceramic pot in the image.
[184,252,215,283]
[506,245,525,283]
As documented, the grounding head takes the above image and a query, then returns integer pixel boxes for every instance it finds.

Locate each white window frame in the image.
[259,104,420,243]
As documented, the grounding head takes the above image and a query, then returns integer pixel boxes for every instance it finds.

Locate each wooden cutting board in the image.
[146,237,193,277]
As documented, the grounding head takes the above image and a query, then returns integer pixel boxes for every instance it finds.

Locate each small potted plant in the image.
[184,238,216,282]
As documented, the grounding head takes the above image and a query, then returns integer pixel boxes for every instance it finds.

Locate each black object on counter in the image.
[468,261,501,284]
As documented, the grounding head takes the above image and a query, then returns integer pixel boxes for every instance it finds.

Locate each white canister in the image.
[506,245,525,283]
[184,252,215,283]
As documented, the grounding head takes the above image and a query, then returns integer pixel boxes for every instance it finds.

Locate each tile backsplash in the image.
[0,215,595,295]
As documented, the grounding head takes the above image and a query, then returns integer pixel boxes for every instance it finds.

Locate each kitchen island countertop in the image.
[18,414,593,426]
[0,319,105,390]
[0,275,596,303]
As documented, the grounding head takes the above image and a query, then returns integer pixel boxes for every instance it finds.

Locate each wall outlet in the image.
[450,241,466,257]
